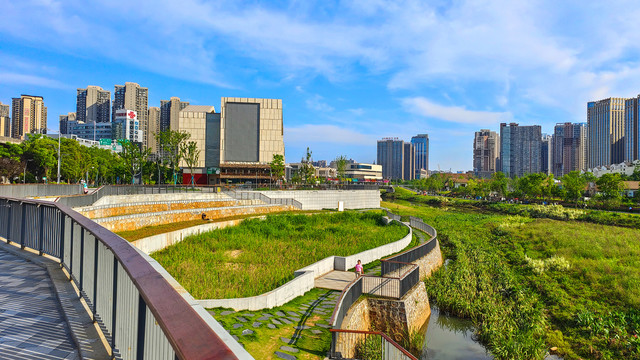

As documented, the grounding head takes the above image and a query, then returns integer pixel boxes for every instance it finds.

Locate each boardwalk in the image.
[0,249,78,360]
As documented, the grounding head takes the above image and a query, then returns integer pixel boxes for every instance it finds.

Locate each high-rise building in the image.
[403,143,415,180]
[473,129,500,178]
[0,101,10,138]
[552,122,587,176]
[160,97,189,132]
[148,107,160,155]
[411,134,429,179]
[11,95,47,139]
[59,112,76,135]
[588,97,626,168]
[113,82,148,148]
[175,105,216,168]
[541,134,553,175]
[500,123,542,178]
[377,138,412,180]
[112,109,143,143]
[624,96,639,162]
[76,86,110,123]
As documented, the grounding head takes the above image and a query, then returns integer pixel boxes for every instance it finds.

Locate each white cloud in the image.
[0,72,70,89]
[402,97,512,125]
[305,94,334,112]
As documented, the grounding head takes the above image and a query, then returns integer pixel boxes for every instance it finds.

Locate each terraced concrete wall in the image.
[242,190,380,210]
[92,192,232,207]
[77,199,260,219]
[95,204,292,232]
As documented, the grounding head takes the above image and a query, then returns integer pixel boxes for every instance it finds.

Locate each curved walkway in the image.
[0,249,78,360]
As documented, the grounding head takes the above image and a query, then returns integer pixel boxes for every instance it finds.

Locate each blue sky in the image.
[2,0,640,171]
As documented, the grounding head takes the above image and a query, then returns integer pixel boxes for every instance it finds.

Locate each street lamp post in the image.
[23,159,33,183]
[47,128,62,183]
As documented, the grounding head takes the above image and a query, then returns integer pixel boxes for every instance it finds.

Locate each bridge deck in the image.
[0,249,79,359]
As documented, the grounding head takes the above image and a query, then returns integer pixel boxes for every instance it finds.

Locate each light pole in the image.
[47,128,62,183]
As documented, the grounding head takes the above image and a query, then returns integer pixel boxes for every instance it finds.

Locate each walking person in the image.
[355,260,363,277]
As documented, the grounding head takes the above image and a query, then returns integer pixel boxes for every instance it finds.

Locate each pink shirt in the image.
[355,263,363,273]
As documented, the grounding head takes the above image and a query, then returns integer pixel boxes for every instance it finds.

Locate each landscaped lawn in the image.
[152,211,409,299]
[383,195,640,360]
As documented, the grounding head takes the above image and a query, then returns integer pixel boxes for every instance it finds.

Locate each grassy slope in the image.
[383,198,640,360]
[151,211,408,299]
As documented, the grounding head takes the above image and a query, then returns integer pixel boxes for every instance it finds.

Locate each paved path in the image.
[314,270,356,290]
[0,249,79,360]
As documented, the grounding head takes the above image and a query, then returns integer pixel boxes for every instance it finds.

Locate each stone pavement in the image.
[314,270,356,290]
[0,249,79,360]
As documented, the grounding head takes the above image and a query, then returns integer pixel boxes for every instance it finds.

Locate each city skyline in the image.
[2,1,640,170]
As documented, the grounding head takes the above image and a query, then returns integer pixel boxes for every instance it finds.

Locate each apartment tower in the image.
[473,129,500,178]
[0,101,10,137]
[500,123,542,178]
[552,122,587,176]
[411,134,429,179]
[377,138,411,180]
[588,98,626,168]
[113,82,148,146]
[541,134,553,175]
[160,97,190,132]
[11,95,47,139]
[148,107,160,155]
[59,112,76,135]
[76,86,111,123]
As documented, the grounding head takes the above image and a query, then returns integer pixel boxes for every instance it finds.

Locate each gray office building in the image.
[0,101,10,138]
[377,138,414,180]
[500,123,542,178]
[411,134,429,179]
[473,129,500,178]
[59,112,76,135]
[541,134,553,175]
[624,96,639,162]
[552,122,587,176]
[588,97,626,168]
[76,86,110,123]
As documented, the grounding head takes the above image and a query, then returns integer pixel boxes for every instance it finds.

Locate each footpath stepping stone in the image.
[279,318,292,324]
[243,313,255,317]
[236,317,248,323]
[232,335,239,341]
[280,337,293,344]
[221,310,234,315]
[311,329,322,335]
[271,318,282,325]
[316,323,331,329]
[261,313,273,318]
[242,329,254,336]
[287,311,299,317]
[295,325,310,330]
[280,345,299,353]
[275,351,297,360]
[267,324,276,329]
[232,323,243,329]
[288,317,301,322]
[276,311,286,317]
[252,322,262,328]
[208,311,216,316]
[258,315,270,321]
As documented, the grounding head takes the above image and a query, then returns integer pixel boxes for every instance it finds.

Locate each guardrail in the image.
[381,216,438,276]
[329,329,418,360]
[386,210,402,222]
[57,185,221,208]
[0,196,241,360]
[226,190,303,209]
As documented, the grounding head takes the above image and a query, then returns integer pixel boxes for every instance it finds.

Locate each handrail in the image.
[329,329,419,360]
[0,196,241,360]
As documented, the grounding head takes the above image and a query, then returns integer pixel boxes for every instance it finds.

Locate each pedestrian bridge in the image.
[0,196,252,360]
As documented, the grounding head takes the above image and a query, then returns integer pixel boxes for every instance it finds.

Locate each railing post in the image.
[330,330,338,358]
[6,201,12,244]
[20,202,26,249]
[79,229,85,293]
[136,295,147,360]
[111,256,118,357]
[92,238,99,320]
[38,204,44,256]
[59,211,65,264]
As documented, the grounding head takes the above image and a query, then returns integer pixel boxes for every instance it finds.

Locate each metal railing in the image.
[329,329,418,360]
[226,190,303,209]
[386,210,402,222]
[0,196,240,360]
[57,185,221,208]
[381,216,438,276]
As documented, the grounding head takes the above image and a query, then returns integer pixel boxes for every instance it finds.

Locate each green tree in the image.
[156,130,190,184]
[562,171,587,205]
[490,171,509,198]
[180,141,200,187]
[300,147,315,184]
[334,155,348,182]
[596,173,626,201]
[118,140,151,184]
[0,142,24,183]
[23,135,57,182]
[270,154,285,184]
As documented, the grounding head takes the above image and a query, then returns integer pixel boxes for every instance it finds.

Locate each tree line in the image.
[0,130,200,185]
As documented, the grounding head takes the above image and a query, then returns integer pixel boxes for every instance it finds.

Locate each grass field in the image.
[152,211,409,299]
[383,197,640,360]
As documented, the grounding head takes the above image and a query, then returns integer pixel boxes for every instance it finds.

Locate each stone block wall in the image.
[92,192,232,207]
[414,239,444,279]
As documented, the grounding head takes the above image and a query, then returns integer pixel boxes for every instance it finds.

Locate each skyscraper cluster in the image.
[376,134,429,180]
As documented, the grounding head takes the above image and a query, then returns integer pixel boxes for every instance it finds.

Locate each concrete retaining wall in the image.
[77,199,261,219]
[0,184,83,198]
[196,219,410,311]
[95,204,292,232]
[240,190,380,210]
[93,192,232,207]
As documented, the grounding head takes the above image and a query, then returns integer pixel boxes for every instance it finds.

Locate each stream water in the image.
[419,306,491,360]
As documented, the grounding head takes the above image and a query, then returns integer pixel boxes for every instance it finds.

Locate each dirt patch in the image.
[226,249,243,258]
